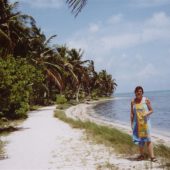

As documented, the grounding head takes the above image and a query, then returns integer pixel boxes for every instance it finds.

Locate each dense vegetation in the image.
[0,0,117,119]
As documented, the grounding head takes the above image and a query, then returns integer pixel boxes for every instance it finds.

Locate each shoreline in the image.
[65,98,170,147]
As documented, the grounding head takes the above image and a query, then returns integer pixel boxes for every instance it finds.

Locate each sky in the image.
[10,0,170,93]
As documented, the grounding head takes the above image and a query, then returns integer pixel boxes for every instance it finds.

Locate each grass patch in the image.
[56,103,73,110]
[56,99,79,110]
[29,105,43,111]
[0,140,4,156]
[54,109,137,154]
[96,161,118,170]
[154,144,170,169]
[0,140,7,160]
[54,109,170,168]
[0,119,24,134]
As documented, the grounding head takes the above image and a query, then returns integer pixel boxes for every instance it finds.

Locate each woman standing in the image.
[130,86,157,162]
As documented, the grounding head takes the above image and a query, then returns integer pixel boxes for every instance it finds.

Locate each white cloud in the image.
[145,12,170,28]
[88,23,100,33]
[107,14,123,24]
[130,0,170,7]
[68,12,170,54]
[101,33,140,49]
[137,64,158,78]
[141,12,170,42]
[15,0,64,9]
[110,56,159,91]
[68,39,89,52]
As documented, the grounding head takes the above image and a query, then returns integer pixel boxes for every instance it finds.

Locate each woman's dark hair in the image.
[134,86,144,94]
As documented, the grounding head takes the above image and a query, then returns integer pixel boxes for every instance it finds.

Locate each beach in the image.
[1,0,170,169]
[0,101,168,170]
[65,100,170,147]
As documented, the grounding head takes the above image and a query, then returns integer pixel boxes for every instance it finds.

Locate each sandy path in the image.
[0,106,61,170]
[0,105,118,170]
[0,105,162,170]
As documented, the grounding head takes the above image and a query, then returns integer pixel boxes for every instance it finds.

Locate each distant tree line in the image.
[0,0,117,119]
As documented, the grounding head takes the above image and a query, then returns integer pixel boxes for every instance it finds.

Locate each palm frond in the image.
[43,61,64,73]
[66,0,87,17]
[40,48,54,58]
[8,1,19,11]
[44,35,57,46]
[0,28,11,45]
[46,69,63,90]
[69,69,79,84]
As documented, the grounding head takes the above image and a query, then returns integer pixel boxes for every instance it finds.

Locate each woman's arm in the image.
[144,98,153,116]
[130,100,134,129]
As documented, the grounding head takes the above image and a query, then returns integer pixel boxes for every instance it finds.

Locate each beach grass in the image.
[0,140,4,156]
[29,105,43,111]
[54,109,137,154]
[56,103,73,110]
[96,161,119,170]
[54,109,170,169]
[154,144,170,169]
[0,119,24,133]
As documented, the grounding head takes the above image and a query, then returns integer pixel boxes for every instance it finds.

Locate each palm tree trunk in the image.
[76,84,81,103]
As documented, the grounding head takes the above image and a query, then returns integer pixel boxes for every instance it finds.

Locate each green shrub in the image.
[68,99,78,105]
[0,56,44,119]
[56,95,67,104]
[91,89,100,100]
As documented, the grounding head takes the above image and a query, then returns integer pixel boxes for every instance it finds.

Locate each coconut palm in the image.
[30,37,66,103]
[0,0,36,57]
[55,46,80,99]
[93,70,117,97]
[67,48,92,102]
[84,60,97,97]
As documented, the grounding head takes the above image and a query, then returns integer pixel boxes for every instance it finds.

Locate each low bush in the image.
[56,95,67,104]
[0,56,43,119]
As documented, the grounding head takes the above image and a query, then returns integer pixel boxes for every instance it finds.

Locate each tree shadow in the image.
[0,126,29,133]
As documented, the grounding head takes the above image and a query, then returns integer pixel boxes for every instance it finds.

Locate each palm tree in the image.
[66,0,87,17]
[93,70,117,97]
[30,37,66,102]
[84,60,97,97]
[55,46,82,101]
[0,0,36,57]
[67,48,91,102]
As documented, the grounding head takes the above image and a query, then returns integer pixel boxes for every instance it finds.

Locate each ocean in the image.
[90,90,170,137]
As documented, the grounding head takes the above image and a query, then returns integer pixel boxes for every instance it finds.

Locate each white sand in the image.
[0,104,165,170]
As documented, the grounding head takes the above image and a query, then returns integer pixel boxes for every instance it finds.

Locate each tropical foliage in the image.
[0,0,117,119]
[0,56,44,119]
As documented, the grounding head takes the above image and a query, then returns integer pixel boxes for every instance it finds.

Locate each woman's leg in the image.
[139,145,144,155]
[136,145,145,160]
[147,141,154,158]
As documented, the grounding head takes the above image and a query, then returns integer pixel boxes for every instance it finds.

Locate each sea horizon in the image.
[115,89,170,95]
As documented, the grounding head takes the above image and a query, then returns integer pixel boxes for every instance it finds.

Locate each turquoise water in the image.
[93,90,170,135]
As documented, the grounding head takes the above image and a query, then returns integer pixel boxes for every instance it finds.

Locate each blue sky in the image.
[11,0,170,93]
